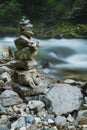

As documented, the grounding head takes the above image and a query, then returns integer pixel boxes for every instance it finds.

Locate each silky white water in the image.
[0,37,87,80]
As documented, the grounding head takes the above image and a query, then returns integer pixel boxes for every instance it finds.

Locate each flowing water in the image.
[0,37,87,80]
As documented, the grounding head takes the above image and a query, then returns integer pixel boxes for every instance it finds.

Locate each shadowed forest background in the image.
[0,0,87,38]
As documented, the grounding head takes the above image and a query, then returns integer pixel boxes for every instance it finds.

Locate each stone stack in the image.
[12,17,48,96]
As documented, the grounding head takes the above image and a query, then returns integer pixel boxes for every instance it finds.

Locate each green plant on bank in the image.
[0,23,87,39]
[33,23,87,39]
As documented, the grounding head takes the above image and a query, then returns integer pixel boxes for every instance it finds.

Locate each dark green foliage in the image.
[0,0,87,36]
[0,0,22,26]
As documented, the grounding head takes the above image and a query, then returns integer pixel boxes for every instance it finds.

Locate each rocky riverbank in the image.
[1,44,87,130]
[0,18,87,130]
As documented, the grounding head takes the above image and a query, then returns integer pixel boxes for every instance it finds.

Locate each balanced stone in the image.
[12,70,37,88]
[20,24,33,31]
[14,35,34,50]
[19,19,30,25]
[14,47,37,60]
[20,30,34,37]
[8,59,37,70]
[12,17,43,97]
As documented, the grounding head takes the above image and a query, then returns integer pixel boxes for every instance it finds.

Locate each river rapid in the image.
[0,37,87,81]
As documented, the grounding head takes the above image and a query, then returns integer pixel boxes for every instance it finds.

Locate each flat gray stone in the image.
[46,84,83,115]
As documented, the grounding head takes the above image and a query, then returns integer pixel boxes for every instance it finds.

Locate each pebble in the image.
[67,114,74,122]
[19,127,26,130]
[25,114,35,124]
[42,121,48,126]
[55,116,67,127]
[0,115,8,125]
[35,117,41,124]
[84,97,87,104]
[68,125,76,130]
[28,100,45,111]
[48,119,54,124]
[11,117,26,129]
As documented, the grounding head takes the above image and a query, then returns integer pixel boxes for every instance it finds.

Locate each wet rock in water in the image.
[28,100,45,111]
[46,84,83,115]
[0,90,23,106]
[0,44,12,60]
[77,110,87,125]
[55,116,67,127]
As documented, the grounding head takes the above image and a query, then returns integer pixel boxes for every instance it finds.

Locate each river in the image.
[0,37,87,81]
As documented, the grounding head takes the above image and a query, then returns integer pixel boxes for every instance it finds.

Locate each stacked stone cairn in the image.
[12,17,48,96]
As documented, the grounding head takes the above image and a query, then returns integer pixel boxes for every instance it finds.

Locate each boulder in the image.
[14,47,37,60]
[0,90,23,106]
[0,44,12,60]
[46,84,83,115]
